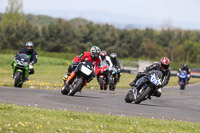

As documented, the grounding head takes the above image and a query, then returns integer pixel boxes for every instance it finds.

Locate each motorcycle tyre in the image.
[134,87,151,104]
[69,78,84,96]
[61,83,70,95]
[125,90,134,103]
[14,71,23,88]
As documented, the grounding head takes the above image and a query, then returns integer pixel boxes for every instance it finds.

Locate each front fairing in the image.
[178,70,187,84]
[75,61,95,80]
[99,65,109,75]
[179,70,187,79]
[147,70,163,88]
[15,54,30,67]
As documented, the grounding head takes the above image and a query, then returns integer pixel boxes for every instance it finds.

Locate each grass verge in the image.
[0,103,200,133]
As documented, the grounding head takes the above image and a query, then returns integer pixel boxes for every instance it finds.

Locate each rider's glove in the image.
[30,61,35,65]
[157,84,163,88]
[73,61,79,66]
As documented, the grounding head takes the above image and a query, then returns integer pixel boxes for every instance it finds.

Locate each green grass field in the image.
[1,54,200,90]
[0,103,199,133]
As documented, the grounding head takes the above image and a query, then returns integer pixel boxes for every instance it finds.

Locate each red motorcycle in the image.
[97,65,109,90]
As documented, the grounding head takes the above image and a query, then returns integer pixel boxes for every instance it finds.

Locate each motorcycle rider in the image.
[129,57,171,97]
[110,53,121,82]
[97,51,113,88]
[12,42,38,80]
[178,63,191,83]
[63,46,101,84]
[99,51,113,68]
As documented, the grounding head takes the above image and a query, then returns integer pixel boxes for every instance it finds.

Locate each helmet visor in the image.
[26,46,33,49]
[162,64,169,70]
[94,53,100,59]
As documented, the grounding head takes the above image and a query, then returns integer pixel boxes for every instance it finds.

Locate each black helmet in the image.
[25,42,34,52]
[183,63,188,69]
[110,53,117,59]
[110,53,117,62]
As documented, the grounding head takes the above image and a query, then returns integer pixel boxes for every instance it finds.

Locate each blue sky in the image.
[0,0,200,29]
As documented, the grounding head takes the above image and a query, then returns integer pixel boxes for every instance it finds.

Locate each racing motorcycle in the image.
[12,54,30,88]
[97,65,109,90]
[61,61,95,96]
[109,66,119,91]
[125,70,163,104]
[177,70,187,90]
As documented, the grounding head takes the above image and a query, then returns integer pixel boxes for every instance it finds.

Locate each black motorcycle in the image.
[109,66,119,91]
[125,70,163,104]
[61,61,95,96]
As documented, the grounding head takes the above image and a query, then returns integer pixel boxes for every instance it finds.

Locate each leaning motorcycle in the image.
[61,61,95,96]
[125,70,163,104]
[12,54,30,88]
[109,66,119,91]
[97,65,109,90]
[177,70,187,90]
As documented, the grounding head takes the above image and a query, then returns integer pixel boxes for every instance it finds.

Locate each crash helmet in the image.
[90,46,101,59]
[25,42,34,52]
[110,53,117,63]
[183,63,188,69]
[160,57,170,71]
[100,51,107,60]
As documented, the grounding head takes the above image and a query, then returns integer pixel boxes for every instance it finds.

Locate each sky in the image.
[0,0,200,29]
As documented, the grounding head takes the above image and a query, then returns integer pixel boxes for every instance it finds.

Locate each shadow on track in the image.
[125,102,165,108]
[72,95,103,99]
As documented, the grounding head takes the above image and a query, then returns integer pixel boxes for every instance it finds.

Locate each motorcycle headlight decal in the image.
[81,65,92,76]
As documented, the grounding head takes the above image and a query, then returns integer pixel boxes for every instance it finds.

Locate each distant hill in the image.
[26,14,58,26]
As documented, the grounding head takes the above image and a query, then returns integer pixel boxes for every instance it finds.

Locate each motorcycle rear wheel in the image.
[61,82,70,95]
[125,90,134,103]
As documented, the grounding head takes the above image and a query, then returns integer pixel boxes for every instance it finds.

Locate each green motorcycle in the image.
[12,54,30,88]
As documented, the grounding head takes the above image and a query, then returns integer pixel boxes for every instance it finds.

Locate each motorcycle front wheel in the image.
[14,71,23,88]
[134,87,151,104]
[69,78,84,96]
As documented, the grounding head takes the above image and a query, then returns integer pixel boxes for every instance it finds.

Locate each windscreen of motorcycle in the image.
[149,70,163,86]
[16,54,30,66]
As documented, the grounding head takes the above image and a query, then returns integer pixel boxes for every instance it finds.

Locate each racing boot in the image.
[63,72,70,83]
[152,88,162,97]
[129,80,136,87]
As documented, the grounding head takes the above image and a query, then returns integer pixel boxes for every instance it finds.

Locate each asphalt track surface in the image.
[0,84,200,123]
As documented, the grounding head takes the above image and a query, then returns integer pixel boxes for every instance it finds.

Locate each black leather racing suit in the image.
[133,63,171,88]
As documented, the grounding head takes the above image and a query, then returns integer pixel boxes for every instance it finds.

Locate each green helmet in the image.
[90,46,101,59]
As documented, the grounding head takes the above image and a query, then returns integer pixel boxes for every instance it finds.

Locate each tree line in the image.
[1,0,200,63]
